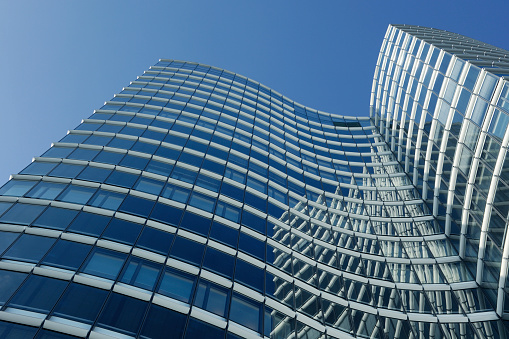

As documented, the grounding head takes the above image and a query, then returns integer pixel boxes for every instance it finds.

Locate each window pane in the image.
[53,283,108,324]
[42,240,91,270]
[0,270,27,304]
[26,182,67,200]
[0,180,37,197]
[9,275,67,313]
[67,212,111,237]
[102,219,143,245]
[57,185,96,204]
[140,304,187,339]
[82,248,127,280]
[136,227,174,255]
[3,234,56,263]
[120,257,161,291]
[97,293,148,336]
[32,207,78,230]
[193,280,229,317]
[158,268,196,303]
[229,293,261,332]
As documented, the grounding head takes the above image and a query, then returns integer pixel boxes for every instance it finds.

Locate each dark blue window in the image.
[120,257,162,291]
[42,147,74,158]
[193,279,230,317]
[185,318,224,339]
[0,231,19,255]
[67,211,111,236]
[108,137,136,149]
[241,209,266,234]
[155,146,181,160]
[9,275,67,312]
[97,293,148,336]
[140,305,187,339]
[42,240,91,270]
[3,234,56,263]
[0,270,27,304]
[77,166,112,182]
[136,226,174,255]
[105,170,139,188]
[171,166,197,184]
[238,232,265,261]
[220,182,244,201]
[170,236,204,265]
[150,203,183,226]
[35,329,81,338]
[158,268,196,303]
[119,155,150,171]
[32,207,78,230]
[53,283,108,323]
[0,321,38,338]
[0,203,45,225]
[102,218,143,245]
[184,319,225,339]
[93,151,125,165]
[49,163,85,178]
[235,259,264,292]
[180,212,211,236]
[82,248,127,280]
[203,247,234,278]
[119,195,155,218]
[209,222,238,248]
[229,293,262,333]
[145,159,173,176]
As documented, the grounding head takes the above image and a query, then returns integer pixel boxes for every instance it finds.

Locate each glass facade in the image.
[0,24,508,338]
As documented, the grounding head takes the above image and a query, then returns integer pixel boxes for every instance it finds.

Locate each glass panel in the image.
[82,248,127,280]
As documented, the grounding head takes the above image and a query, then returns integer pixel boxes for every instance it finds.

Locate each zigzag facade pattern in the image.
[0,24,508,338]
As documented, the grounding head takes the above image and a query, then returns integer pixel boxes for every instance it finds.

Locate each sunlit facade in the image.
[0,24,508,338]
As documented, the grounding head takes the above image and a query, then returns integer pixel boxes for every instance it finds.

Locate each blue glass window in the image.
[229,293,262,332]
[102,218,143,245]
[20,161,57,176]
[120,257,162,291]
[140,304,187,339]
[77,166,112,182]
[0,321,37,337]
[32,207,78,230]
[42,240,91,270]
[0,180,37,197]
[93,150,125,165]
[118,195,155,217]
[0,270,27,304]
[203,247,234,278]
[136,226,174,255]
[134,177,165,195]
[184,319,224,339]
[42,147,74,159]
[170,236,204,265]
[209,222,238,248]
[238,232,265,261]
[119,155,150,171]
[49,163,85,179]
[150,203,183,226]
[235,259,264,292]
[158,267,196,303]
[145,160,173,176]
[97,293,148,336]
[215,200,241,223]
[53,283,108,323]
[88,189,125,210]
[3,234,56,263]
[241,209,266,234]
[25,182,67,200]
[67,211,111,236]
[105,170,139,188]
[57,185,96,204]
[161,184,190,203]
[180,212,211,236]
[193,279,230,317]
[220,182,244,201]
[67,148,101,161]
[171,166,197,184]
[82,248,127,280]
[0,203,45,225]
[188,192,216,213]
[9,275,67,313]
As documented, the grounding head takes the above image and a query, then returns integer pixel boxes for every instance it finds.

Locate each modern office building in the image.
[0,24,508,338]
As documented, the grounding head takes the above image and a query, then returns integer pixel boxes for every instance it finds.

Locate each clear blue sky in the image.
[1,0,508,182]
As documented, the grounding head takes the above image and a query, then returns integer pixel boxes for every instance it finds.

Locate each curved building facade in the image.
[0,24,508,338]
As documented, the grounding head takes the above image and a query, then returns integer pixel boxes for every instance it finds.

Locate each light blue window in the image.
[158,268,196,303]
[25,181,67,200]
[88,190,125,210]
[0,180,37,197]
[82,248,127,280]
[120,257,161,291]
[57,185,96,204]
